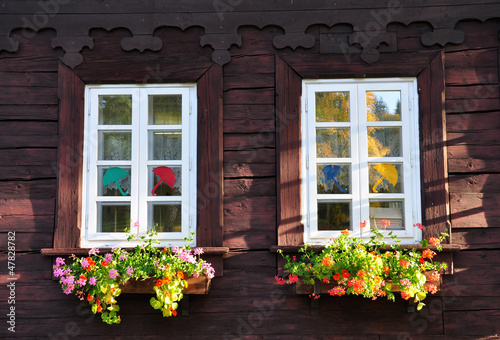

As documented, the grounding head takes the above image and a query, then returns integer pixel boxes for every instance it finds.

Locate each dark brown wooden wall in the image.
[1,18,500,339]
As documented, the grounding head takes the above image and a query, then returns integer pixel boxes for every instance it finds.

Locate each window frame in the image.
[52,61,225,256]
[276,51,451,247]
[81,84,198,247]
[301,78,422,244]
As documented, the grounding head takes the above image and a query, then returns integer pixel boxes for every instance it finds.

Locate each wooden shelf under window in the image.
[41,247,229,256]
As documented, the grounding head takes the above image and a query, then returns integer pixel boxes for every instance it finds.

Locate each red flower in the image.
[95,298,101,305]
[419,257,425,264]
[292,256,297,261]
[422,249,436,259]
[357,270,366,278]
[341,269,350,279]
[156,279,163,286]
[341,229,351,236]
[87,295,94,302]
[333,272,341,281]
[384,266,390,274]
[426,285,438,294]
[399,259,409,268]
[163,276,171,284]
[428,237,441,246]
[414,223,424,230]
[171,308,177,317]
[401,291,411,300]
[380,219,390,227]
[289,274,299,283]
[360,220,367,229]
[102,261,108,267]
[275,276,285,285]
[97,305,102,313]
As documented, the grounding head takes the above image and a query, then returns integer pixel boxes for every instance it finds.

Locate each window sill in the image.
[41,247,229,256]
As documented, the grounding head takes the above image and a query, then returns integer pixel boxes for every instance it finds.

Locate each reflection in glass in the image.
[366,91,401,121]
[152,204,182,232]
[369,163,403,193]
[150,131,182,160]
[316,128,350,158]
[99,131,131,160]
[317,164,350,194]
[369,200,404,230]
[367,127,402,157]
[99,204,130,232]
[149,166,181,196]
[315,92,350,122]
[99,167,131,196]
[148,95,182,125]
[317,201,350,230]
[98,95,132,125]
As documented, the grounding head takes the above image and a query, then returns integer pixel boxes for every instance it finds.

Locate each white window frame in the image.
[81,84,197,248]
[302,78,421,244]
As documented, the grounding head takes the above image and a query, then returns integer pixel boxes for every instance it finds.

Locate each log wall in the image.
[0,7,500,340]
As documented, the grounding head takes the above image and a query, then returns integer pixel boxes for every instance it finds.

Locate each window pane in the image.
[99,166,131,196]
[99,203,130,232]
[366,91,401,121]
[99,131,131,160]
[369,163,403,193]
[316,128,350,158]
[149,166,181,196]
[150,131,182,160]
[315,92,350,122]
[369,200,404,230]
[317,201,350,230]
[317,164,350,194]
[98,95,132,125]
[152,204,182,232]
[148,95,182,125]
[367,127,402,157]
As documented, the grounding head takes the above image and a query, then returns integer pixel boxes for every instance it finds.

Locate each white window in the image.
[81,85,197,247]
[302,79,421,244]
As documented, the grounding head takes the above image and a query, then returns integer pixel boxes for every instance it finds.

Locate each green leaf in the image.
[416,292,427,301]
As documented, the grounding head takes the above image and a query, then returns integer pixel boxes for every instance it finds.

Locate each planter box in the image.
[295,271,442,295]
[120,276,211,294]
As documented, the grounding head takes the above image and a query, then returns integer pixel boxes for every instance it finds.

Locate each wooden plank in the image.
[446,98,499,113]
[447,111,500,132]
[224,104,275,120]
[54,63,85,249]
[445,67,498,86]
[223,230,276,250]
[276,56,303,246]
[445,85,499,99]
[448,145,500,159]
[224,133,275,150]
[0,72,58,87]
[447,131,500,146]
[449,158,500,173]
[0,105,58,121]
[224,196,276,231]
[224,74,275,91]
[449,174,500,193]
[196,64,224,248]
[0,179,56,199]
[444,310,500,336]
[224,162,275,178]
[224,178,276,198]
[223,119,274,134]
[0,214,54,232]
[224,88,275,105]
[0,148,57,165]
[444,48,498,69]
[0,198,55,216]
[223,54,275,74]
[0,165,56,180]
[450,192,500,228]
[453,228,500,249]
[224,149,275,164]
[417,51,451,241]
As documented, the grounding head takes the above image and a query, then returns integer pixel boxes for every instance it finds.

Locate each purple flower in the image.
[53,268,64,277]
[56,257,65,266]
[192,272,200,278]
[88,276,97,286]
[89,248,100,255]
[104,253,113,262]
[112,246,121,252]
[126,266,134,276]
[119,252,128,261]
[61,275,75,285]
[63,285,74,295]
[133,221,140,228]
[109,269,118,279]
[63,268,72,275]
[193,248,204,255]
[81,258,89,268]
[77,276,87,286]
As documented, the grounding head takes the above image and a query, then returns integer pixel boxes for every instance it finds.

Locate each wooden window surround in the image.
[41,61,228,274]
[274,51,460,273]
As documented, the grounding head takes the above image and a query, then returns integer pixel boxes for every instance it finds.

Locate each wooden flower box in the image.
[120,276,211,294]
[294,271,442,295]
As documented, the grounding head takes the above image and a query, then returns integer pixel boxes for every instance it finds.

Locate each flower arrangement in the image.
[53,228,215,324]
[276,222,448,310]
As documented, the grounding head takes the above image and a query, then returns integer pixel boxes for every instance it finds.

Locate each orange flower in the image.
[321,256,333,266]
[428,237,441,246]
[356,270,366,278]
[401,291,411,300]
[171,308,177,317]
[384,252,391,257]
[422,249,436,259]
[163,276,171,284]
[384,266,390,274]
[399,259,409,268]
[87,295,94,302]
[341,269,350,279]
[176,271,184,279]
[102,261,108,267]
[426,285,438,294]
[97,305,102,313]
[373,277,382,285]
[360,220,367,229]
[95,298,101,305]
[380,219,390,227]
[156,279,163,286]
[341,229,351,236]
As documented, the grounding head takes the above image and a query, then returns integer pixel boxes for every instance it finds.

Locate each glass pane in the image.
[152,204,182,232]
[150,131,182,160]
[99,166,131,196]
[317,201,350,231]
[99,131,131,160]
[369,200,404,230]
[316,128,350,158]
[149,166,181,196]
[98,95,132,125]
[317,164,350,194]
[315,92,350,122]
[366,91,401,121]
[369,163,403,193]
[99,203,130,232]
[367,127,402,157]
[149,95,182,125]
